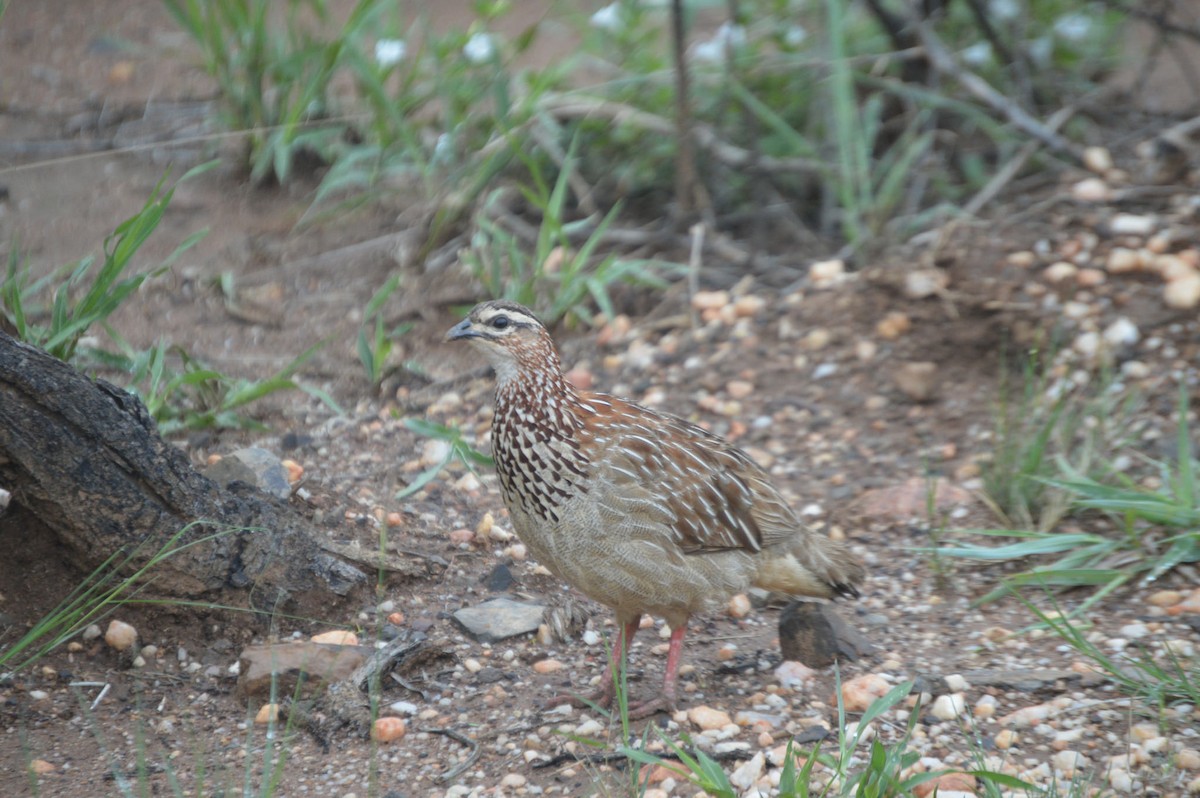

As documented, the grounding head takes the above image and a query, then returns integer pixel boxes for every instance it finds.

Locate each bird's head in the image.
[446,300,560,386]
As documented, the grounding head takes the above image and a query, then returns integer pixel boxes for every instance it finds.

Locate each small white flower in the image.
[590,2,623,32]
[715,21,747,48]
[783,25,808,47]
[962,40,993,66]
[463,31,496,63]
[690,22,746,63]
[1028,35,1053,66]
[432,132,454,164]
[1053,12,1091,42]
[987,0,1021,21]
[374,38,406,67]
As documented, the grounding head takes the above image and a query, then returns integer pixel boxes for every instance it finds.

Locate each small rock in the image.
[930,693,967,721]
[104,620,137,652]
[28,690,49,700]
[281,459,304,485]
[1110,213,1157,236]
[420,438,452,467]
[448,528,474,546]
[237,641,372,698]
[726,380,754,400]
[1008,250,1037,267]
[203,447,292,499]
[1178,749,1200,770]
[1043,261,1078,283]
[452,597,547,642]
[575,718,604,737]
[839,673,891,712]
[857,478,972,520]
[875,311,911,340]
[83,624,103,641]
[902,269,948,299]
[994,729,1019,749]
[1103,317,1140,348]
[729,751,765,791]
[774,660,817,687]
[943,673,970,692]
[1074,331,1102,361]
[733,295,766,317]
[913,773,976,798]
[485,563,514,592]
[728,593,752,618]
[689,705,733,730]
[1071,177,1111,202]
[389,700,418,715]
[371,716,407,743]
[1118,622,1149,639]
[1164,273,1200,309]
[893,361,938,402]
[809,259,846,288]
[311,630,358,646]
[1106,247,1145,273]
[29,759,56,775]
[692,290,729,311]
[1052,750,1089,778]
[735,710,784,730]
[1108,767,1134,792]
[533,659,564,674]
[855,340,877,361]
[1076,267,1106,287]
[255,703,280,724]
[1083,146,1114,174]
[1148,590,1182,607]
[565,367,594,391]
[1154,254,1195,282]
[999,702,1055,727]
[1168,589,1200,615]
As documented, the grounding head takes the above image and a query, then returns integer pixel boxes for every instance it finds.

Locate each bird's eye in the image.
[491,315,510,330]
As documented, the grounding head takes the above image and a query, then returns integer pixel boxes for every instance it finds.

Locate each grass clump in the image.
[1,167,339,433]
[462,145,674,327]
[944,369,1195,608]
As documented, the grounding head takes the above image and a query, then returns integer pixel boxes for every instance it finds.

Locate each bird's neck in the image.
[494,358,584,435]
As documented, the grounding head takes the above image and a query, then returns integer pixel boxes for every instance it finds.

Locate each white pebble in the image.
[931,693,967,721]
[1110,213,1157,236]
[1103,317,1139,348]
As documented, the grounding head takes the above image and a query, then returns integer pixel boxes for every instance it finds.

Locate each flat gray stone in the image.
[204,447,291,500]
[452,597,546,643]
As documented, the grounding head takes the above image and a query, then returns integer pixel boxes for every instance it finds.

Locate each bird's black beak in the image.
[446,318,477,342]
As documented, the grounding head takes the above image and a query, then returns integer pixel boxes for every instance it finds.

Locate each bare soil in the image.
[2,3,1199,797]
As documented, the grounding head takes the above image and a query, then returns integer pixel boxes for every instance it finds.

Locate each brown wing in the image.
[579,393,802,555]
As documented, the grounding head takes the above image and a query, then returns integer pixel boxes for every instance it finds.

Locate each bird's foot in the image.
[625,695,676,720]
[543,684,615,714]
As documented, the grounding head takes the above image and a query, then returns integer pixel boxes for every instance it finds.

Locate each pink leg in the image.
[626,619,687,719]
[544,616,640,712]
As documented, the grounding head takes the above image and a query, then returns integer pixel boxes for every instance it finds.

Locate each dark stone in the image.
[485,563,515,592]
[778,601,876,667]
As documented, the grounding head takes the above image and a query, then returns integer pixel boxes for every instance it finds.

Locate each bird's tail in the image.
[751,532,865,600]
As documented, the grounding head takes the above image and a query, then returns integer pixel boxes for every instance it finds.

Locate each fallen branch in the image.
[425,727,482,783]
[964,104,1077,217]
[913,21,1082,160]
[539,94,825,176]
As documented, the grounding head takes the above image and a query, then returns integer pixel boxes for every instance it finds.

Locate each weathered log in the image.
[0,330,364,608]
